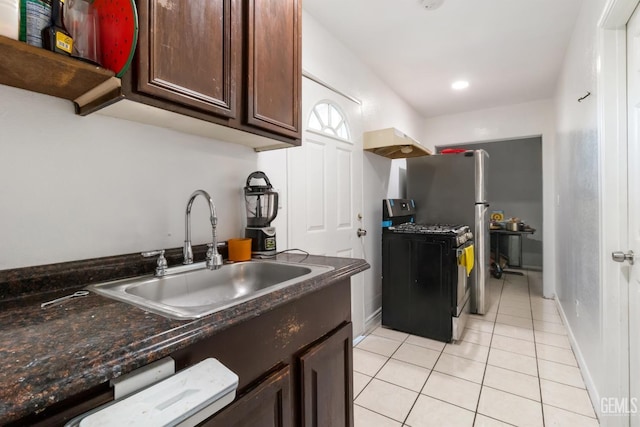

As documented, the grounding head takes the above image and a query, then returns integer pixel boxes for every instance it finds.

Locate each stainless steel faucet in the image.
[184,190,223,270]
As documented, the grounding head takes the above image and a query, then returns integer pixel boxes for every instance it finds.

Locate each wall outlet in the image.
[575,299,580,317]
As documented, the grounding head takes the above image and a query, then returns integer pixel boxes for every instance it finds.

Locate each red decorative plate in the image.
[94,0,138,77]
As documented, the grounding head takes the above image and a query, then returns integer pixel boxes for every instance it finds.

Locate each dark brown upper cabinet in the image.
[115,0,302,145]
[245,0,301,139]
[136,0,239,119]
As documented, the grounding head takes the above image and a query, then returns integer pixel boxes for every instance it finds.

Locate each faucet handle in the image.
[141,249,164,257]
[141,250,168,276]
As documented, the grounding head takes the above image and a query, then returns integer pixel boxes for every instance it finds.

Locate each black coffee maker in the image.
[244,171,279,256]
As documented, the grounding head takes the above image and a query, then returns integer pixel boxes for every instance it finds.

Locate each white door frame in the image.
[599,0,637,423]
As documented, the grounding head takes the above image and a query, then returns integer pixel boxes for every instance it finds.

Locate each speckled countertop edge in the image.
[0,254,369,424]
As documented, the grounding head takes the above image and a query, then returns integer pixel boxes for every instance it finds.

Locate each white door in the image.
[627,7,640,424]
[288,77,366,338]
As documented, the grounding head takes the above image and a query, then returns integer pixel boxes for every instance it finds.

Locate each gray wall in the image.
[439,137,543,268]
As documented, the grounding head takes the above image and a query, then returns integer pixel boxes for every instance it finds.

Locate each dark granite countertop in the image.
[0,254,369,424]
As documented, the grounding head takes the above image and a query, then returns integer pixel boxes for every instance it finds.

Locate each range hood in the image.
[363,128,432,159]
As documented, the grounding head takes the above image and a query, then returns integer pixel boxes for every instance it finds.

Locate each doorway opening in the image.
[438,137,543,272]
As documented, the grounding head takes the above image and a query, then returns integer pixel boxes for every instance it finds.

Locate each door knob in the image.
[612,250,634,265]
[357,228,367,237]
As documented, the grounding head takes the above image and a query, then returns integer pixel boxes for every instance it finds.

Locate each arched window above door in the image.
[308,101,351,141]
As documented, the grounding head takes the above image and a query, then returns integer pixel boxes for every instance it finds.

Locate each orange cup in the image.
[228,238,252,261]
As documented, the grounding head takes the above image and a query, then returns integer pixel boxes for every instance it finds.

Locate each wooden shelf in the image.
[0,35,118,106]
[363,127,432,159]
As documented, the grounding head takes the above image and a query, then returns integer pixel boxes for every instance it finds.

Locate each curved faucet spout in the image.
[184,190,223,270]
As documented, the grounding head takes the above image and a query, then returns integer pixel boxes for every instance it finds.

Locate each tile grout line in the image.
[357,337,443,395]
[365,327,448,425]
[485,360,539,379]
[367,376,425,395]
[407,393,477,418]
[510,274,599,423]
[541,401,600,420]
[479,273,551,425]
[475,414,519,427]
[353,330,409,402]
[352,370,373,401]
[353,402,405,425]
[481,384,542,404]
[528,272,547,427]
[355,342,445,369]
[399,337,447,426]
[472,273,505,426]
[355,328,416,424]
[524,274,594,419]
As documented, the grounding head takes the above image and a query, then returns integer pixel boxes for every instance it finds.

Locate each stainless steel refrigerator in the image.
[406,150,490,314]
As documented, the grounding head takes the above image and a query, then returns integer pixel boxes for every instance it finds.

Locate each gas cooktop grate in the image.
[389,222,468,234]
[387,222,473,246]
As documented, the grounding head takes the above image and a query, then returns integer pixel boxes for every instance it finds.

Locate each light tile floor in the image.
[353,271,600,427]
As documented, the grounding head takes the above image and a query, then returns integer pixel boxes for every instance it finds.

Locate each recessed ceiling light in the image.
[451,80,469,90]
[421,0,445,10]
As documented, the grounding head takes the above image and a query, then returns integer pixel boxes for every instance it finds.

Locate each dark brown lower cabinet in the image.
[299,323,354,427]
[10,279,354,426]
[201,365,292,427]
[201,322,354,427]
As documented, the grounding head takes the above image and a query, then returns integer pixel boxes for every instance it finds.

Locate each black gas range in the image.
[381,199,473,342]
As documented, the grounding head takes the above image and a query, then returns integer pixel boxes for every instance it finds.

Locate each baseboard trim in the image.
[554,298,602,421]
[352,335,366,346]
[364,308,382,334]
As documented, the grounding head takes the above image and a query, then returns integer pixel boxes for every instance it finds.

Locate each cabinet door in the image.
[245,0,301,139]
[299,323,353,427]
[136,0,239,118]
[201,365,292,427]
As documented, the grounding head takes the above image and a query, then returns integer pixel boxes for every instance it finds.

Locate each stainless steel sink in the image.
[88,260,333,320]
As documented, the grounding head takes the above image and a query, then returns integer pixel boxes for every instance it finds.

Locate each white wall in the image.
[258,10,426,329]
[422,99,556,297]
[301,13,425,140]
[555,0,609,418]
[0,86,258,270]
[304,10,426,325]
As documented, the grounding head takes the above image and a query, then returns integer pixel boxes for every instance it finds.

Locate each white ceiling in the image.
[303,0,583,118]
